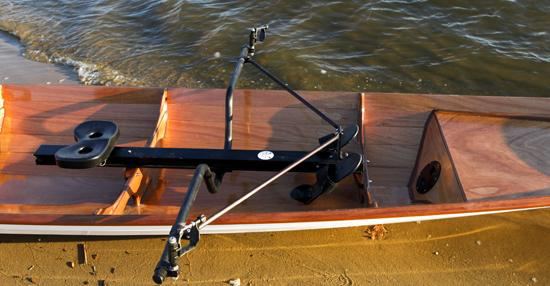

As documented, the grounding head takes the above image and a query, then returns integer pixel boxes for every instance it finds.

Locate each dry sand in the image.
[0,31,549,286]
[1,209,549,286]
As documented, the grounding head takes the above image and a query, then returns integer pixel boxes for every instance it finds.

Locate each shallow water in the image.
[0,0,548,96]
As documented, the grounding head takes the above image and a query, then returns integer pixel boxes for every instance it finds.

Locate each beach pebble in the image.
[508,259,513,263]
[531,277,537,283]
[214,52,221,58]
[433,251,439,256]
[475,240,482,245]
[110,267,115,274]
[228,278,241,286]
[427,234,432,239]
[320,69,327,74]
[67,261,75,268]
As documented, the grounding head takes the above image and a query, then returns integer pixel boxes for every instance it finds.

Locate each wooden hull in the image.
[0,84,548,235]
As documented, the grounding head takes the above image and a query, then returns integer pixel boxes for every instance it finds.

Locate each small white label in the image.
[257,151,274,160]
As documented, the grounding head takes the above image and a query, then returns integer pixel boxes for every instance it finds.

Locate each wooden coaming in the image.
[0,84,548,229]
[409,111,550,203]
[408,112,465,204]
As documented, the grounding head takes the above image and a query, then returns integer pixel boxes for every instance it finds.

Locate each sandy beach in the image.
[1,209,549,286]
[0,31,549,286]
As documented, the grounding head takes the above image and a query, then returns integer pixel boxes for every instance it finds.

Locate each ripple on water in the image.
[0,0,547,96]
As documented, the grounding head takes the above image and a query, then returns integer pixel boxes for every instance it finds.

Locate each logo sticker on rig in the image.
[257,151,274,160]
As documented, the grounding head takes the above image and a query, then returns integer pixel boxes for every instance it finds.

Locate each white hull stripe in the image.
[0,206,547,236]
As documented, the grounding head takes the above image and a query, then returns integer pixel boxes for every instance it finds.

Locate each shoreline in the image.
[0,30,79,85]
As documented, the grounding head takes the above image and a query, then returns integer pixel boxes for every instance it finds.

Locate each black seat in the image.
[55,121,119,169]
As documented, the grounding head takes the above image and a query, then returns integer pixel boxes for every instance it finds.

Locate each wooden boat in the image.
[0,83,549,236]
[2,27,548,284]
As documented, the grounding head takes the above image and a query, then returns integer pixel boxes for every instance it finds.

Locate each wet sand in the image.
[0,31,79,85]
[0,32,549,286]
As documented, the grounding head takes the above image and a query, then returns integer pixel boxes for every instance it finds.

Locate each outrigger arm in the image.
[33,26,364,285]
[152,134,340,283]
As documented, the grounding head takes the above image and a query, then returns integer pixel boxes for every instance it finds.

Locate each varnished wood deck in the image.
[361,93,550,206]
[0,84,548,231]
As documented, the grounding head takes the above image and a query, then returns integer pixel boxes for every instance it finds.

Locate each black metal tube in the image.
[34,145,338,172]
[173,164,215,229]
[224,45,250,150]
[247,59,339,129]
[153,164,217,284]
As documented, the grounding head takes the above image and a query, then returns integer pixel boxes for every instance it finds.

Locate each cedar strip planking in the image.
[4,117,158,137]
[0,174,124,205]
[6,101,163,121]
[1,195,548,226]
[0,203,120,215]
[367,167,411,187]
[363,126,424,146]
[0,86,548,225]
[363,93,550,127]
[155,88,364,214]
[167,88,358,109]
[368,186,412,207]
[167,104,358,126]
[435,111,550,201]
[0,134,148,153]
[365,144,418,168]
[0,153,126,178]
[361,92,550,198]
[163,119,362,151]
[143,169,363,213]
[1,84,164,104]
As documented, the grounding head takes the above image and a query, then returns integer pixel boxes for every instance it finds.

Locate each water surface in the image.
[0,0,548,96]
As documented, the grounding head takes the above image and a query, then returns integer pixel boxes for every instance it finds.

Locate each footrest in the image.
[290,152,362,204]
[55,121,120,169]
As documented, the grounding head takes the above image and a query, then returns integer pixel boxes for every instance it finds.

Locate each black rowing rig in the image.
[33,25,363,284]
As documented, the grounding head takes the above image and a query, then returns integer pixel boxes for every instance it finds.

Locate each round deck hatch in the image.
[416,161,441,194]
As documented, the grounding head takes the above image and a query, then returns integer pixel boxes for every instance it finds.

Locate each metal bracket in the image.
[153,215,205,284]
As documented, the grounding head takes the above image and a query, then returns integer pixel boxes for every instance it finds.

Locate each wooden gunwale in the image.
[0,196,548,226]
